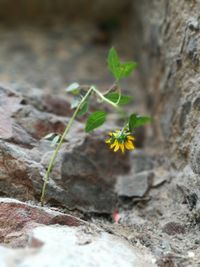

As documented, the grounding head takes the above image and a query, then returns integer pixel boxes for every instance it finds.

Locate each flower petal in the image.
[125,140,135,150]
[114,142,120,152]
[120,144,125,154]
[127,135,135,141]
[105,138,111,144]
[110,140,117,149]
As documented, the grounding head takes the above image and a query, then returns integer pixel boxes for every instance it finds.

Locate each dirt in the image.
[0,24,199,266]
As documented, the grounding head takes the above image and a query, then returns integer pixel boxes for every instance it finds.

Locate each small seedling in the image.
[40,47,151,205]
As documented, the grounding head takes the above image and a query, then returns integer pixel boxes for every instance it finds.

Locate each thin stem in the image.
[102,82,121,106]
[103,82,118,95]
[91,86,121,110]
[40,85,122,206]
[40,87,93,206]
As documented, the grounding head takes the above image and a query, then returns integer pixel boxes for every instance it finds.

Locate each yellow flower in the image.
[105,130,135,154]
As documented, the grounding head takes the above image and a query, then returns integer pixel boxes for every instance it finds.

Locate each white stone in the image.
[0,225,157,267]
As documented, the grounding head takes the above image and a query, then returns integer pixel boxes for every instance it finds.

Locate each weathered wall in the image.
[132,0,200,170]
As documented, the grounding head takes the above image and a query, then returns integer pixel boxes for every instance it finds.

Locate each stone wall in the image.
[132,0,200,169]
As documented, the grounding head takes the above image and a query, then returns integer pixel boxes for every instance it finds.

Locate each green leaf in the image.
[107,47,137,80]
[129,114,151,131]
[104,92,132,106]
[107,47,120,80]
[85,111,107,132]
[66,82,80,95]
[77,101,89,117]
[118,62,137,79]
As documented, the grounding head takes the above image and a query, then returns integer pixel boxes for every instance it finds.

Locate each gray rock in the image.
[116,170,154,198]
[190,125,200,174]
[131,0,200,168]
[152,167,169,187]
[39,133,129,213]
[129,150,155,173]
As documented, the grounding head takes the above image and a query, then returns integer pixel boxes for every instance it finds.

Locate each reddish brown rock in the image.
[0,198,83,246]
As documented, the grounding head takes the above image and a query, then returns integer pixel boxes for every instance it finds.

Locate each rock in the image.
[0,140,43,201]
[116,170,154,198]
[0,86,69,145]
[173,166,200,211]
[0,86,34,145]
[0,85,130,213]
[156,254,176,267]
[39,133,129,213]
[0,225,157,267]
[190,125,200,174]
[131,0,200,170]
[24,88,73,117]
[13,104,68,140]
[0,198,83,247]
[115,150,164,198]
[0,130,128,213]
[193,96,200,111]
[152,167,169,187]
[129,150,155,173]
[162,222,186,236]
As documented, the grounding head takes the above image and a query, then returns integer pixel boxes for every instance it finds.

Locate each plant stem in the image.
[40,85,122,206]
[91,86,121,110]
[40,87,93,206]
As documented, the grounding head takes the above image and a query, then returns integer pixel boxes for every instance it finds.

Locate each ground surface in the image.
[0,25,199,266]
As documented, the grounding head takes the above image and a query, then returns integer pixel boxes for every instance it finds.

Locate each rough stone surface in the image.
[132,0,200,168]
[116,170,153,198]
[0,198,83,247]
[0,86,130,213]
[128,150,155,173]
[189,125,200,174]
[115,151,166,198]
[129,3,200,264]
[0,86,68,145]
[162,221,186,236]
[0,225,157,267]
[171,165,200,221]
[0,140,43,201]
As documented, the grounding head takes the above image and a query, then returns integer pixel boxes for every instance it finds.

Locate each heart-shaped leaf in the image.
[107,47,137,80]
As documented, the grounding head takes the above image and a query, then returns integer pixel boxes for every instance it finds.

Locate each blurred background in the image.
[0,0,153,153]
[0,0,141,97]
